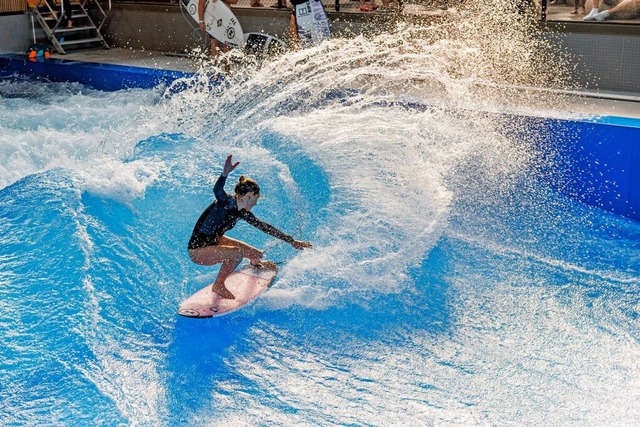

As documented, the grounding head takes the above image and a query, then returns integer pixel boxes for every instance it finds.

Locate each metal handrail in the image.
[333,0,404,12]
[85,0,112,31]
[31,0,62,26]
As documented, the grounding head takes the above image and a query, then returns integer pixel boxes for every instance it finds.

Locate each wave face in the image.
[2,8,640,426]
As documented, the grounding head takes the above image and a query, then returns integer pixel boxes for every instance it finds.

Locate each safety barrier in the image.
[0,0,27,13]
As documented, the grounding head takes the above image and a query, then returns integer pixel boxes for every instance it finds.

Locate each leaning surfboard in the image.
[183,0,245,48]
[244,32,287,58]
[294,0,331,46]
[178,266,277,318]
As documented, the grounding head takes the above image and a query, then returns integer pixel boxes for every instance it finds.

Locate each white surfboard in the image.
[183,0,245,48]
[178,266,277,318]
[294,0,331,46]
[244,32,287,58]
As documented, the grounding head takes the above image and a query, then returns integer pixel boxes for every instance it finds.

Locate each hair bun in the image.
[234,175,260,196]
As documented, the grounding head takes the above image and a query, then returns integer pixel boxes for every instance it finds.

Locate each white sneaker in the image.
[583,8,599,20]
[594,10,610,21]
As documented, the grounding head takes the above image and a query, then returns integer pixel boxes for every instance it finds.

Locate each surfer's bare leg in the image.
[218,236,263,262]
[211,252,241,299]
[189,245,242,299]
[188,237,266,299]
[218,236,278,271]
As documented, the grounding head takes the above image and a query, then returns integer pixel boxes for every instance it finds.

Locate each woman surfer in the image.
[188,155,312,299]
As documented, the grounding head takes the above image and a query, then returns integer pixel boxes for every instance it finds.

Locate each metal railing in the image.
[28,0,110,53]
[0,0,27,13]
[13,0,640,24]
[100,0,402,12]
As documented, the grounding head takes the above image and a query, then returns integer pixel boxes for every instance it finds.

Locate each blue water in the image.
[2,40,640,425]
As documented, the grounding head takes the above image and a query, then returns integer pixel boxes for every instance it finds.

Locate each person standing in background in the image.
[572,0,586,14]
[57,0,73,28]
[198,0,238,70]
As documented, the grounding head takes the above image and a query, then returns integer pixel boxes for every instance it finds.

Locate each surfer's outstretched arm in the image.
[222,154,239,177]
[239,210,313,250]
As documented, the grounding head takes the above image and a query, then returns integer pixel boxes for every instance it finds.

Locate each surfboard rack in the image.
[30,0,110,54]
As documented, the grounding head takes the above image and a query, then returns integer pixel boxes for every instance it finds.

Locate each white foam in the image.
[73,158,165,205]
[153,19,563,309]
[5,4,638,425]
[0,85,163,191]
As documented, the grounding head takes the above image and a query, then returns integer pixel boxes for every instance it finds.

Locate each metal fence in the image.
[0,0,27,13]
[111,0,405,13]
[5,0,639,23]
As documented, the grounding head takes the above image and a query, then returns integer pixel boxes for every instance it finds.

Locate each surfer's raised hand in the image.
[291,240,312,250]
[222,154,239,177]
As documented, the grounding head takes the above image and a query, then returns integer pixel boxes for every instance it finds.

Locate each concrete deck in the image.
[50,47,200,73]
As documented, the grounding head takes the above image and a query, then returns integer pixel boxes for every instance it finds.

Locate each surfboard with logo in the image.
[178,266,277,318]
[183,0,245,48]
[244,32,287,58]
[294,0,331,46]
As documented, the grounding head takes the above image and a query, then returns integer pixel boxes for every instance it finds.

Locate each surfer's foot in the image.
[261,261,279,271]
[251,260,278,271]
[211,284,235,299]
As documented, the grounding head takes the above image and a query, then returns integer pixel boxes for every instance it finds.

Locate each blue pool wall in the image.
[0,54,191,91]
[542,118,640,221]
[1,54,638,222]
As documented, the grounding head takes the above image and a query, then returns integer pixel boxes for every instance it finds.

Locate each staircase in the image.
[31,0,110,54]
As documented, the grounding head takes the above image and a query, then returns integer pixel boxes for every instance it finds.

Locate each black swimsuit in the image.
[188,175,294,250]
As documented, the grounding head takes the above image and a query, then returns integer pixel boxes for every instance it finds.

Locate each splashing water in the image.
[1,6,639,426]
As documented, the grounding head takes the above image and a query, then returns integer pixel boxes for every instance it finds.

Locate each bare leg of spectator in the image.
[360,0,379,11]
[593,0,640,20]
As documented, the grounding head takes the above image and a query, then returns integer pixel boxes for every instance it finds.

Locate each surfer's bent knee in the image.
[188,248,206,264]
